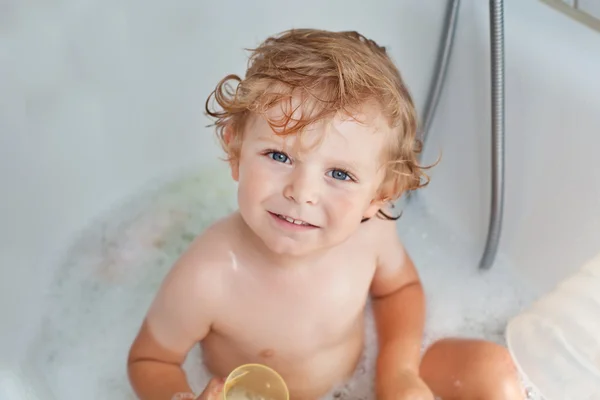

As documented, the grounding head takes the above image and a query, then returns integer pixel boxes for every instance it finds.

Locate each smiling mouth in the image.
[270,212,318,227]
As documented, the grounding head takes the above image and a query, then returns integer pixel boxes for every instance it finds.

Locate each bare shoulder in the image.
[176,213,238,275]
[151,213,237,310]
[361,212,404,255]
[364,212,419,297]
[131,213,237,356]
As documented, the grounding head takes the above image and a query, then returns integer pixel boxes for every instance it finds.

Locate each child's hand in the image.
[196,377,226,400]
[172,378,225,400]
[379,370,434,400]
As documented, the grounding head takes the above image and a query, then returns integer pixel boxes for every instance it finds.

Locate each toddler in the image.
[127,29,525,400]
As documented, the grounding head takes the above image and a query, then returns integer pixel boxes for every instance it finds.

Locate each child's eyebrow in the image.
[326,158,366,172]
[254,133,372,171]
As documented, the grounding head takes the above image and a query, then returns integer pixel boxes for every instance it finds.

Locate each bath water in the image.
[22,166,543,399]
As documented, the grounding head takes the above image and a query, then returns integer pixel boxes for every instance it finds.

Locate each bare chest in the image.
[212,249,376,358]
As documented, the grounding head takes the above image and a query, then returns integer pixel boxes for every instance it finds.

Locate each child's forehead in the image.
[251,111,389,145]
[251,100,390,138]
[262,96,388,127]
[247,109,391,167]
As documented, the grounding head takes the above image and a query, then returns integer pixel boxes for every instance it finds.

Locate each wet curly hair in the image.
[205,28,431,220]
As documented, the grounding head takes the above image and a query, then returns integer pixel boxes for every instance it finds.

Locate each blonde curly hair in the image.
[205,28,430,218]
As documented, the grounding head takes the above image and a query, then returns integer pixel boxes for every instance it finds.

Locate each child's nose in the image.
[283,169,320,205]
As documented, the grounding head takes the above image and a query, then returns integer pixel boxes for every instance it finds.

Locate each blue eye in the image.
[269,152,289,163]
[329,169,350,181]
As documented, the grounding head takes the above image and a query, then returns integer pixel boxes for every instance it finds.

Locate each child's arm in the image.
[369,219,431,399]
[127,238,223,400]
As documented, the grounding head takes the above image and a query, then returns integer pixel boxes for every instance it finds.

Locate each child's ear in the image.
[363,197,387,219]
[230,159,240,182]
[223,125,233,145]
[223,126,240,182]
[363,180,398,219]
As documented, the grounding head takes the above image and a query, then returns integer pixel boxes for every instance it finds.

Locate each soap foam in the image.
[22,167,542,399]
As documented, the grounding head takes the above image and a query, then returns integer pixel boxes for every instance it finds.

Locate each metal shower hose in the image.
[418,0,505,271]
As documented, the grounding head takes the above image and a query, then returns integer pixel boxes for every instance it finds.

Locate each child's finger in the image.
[196,377,225,400]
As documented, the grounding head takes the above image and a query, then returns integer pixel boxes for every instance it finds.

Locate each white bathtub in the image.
[1,0,599,398]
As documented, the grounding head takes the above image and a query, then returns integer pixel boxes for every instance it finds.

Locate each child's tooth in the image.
[280,215,309,225]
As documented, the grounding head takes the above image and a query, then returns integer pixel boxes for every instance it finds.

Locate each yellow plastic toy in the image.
[223,363,289,400]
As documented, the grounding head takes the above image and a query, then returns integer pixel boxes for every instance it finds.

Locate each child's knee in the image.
[478,343,523,396]
[421,339,525,400]
[459,341,525,400]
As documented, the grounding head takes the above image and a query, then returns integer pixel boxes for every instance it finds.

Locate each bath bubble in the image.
[20,167,543,399]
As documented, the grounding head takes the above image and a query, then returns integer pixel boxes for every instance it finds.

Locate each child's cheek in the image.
[239,157,283,196]
[327,190,364,217]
